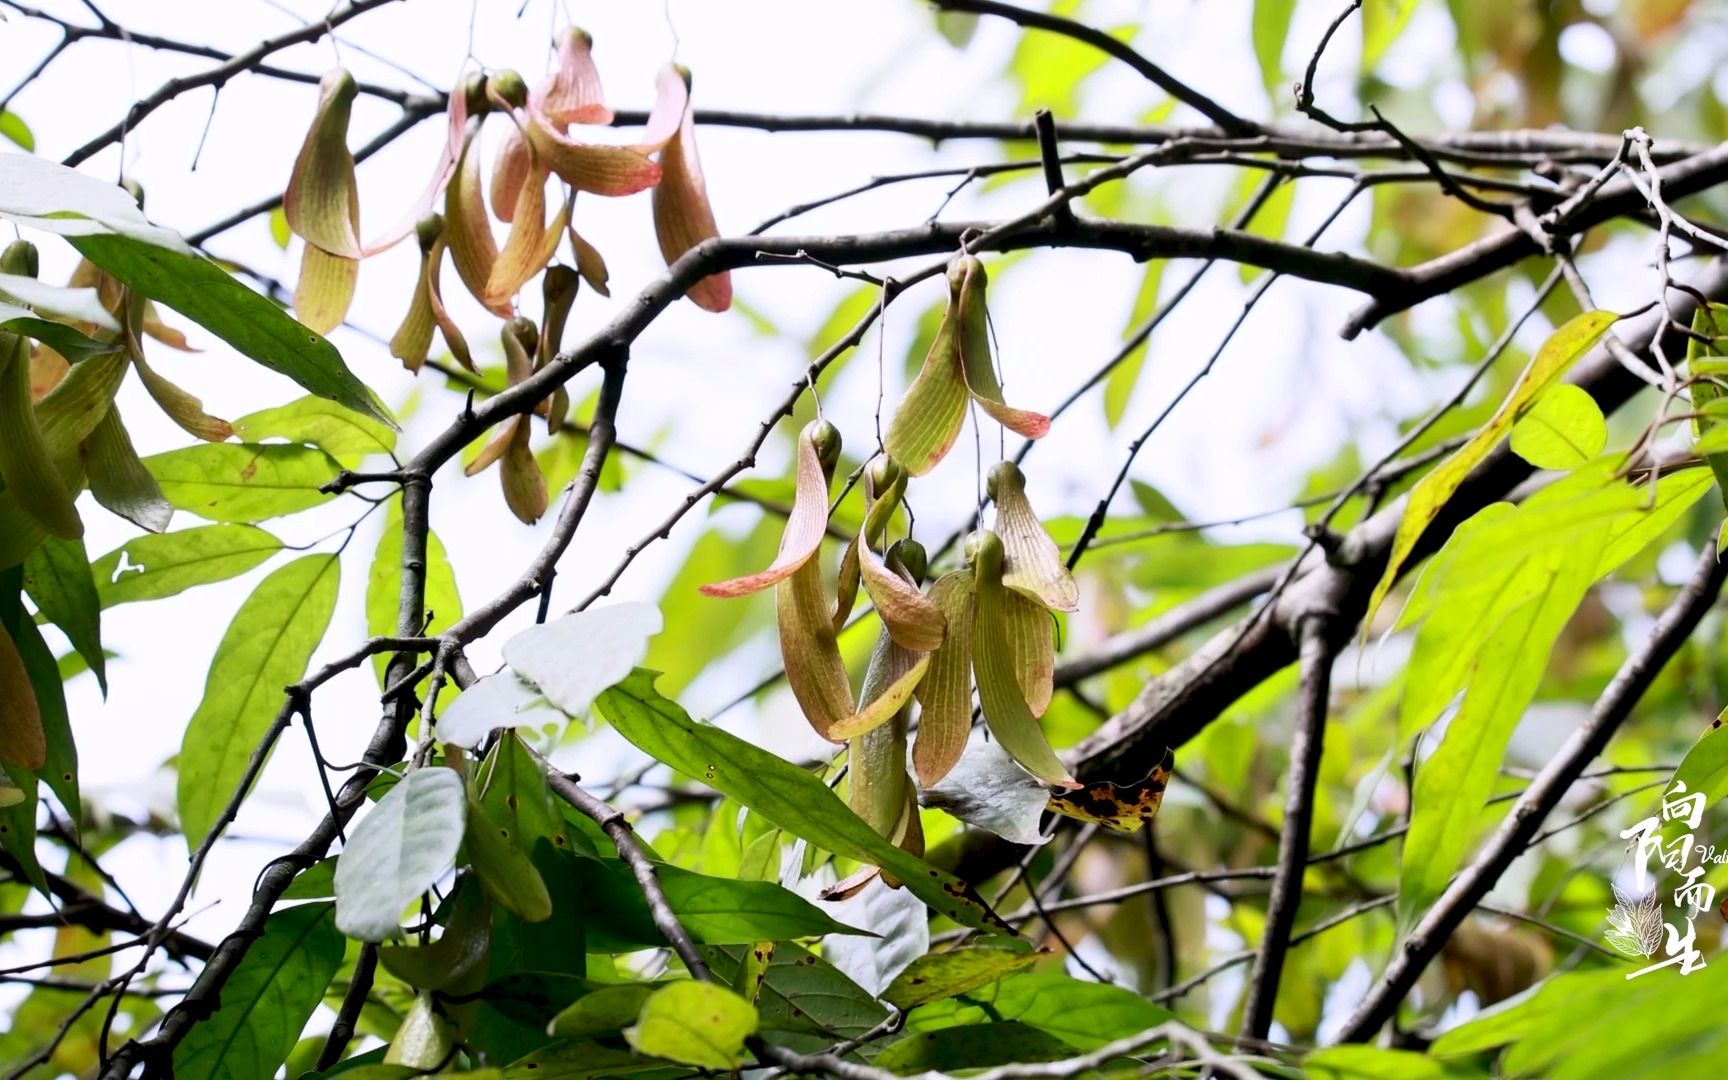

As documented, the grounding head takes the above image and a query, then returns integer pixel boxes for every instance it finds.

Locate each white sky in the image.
[0,0,1668,1019]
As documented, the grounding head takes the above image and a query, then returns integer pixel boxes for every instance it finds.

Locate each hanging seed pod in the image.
[511,53,682,198]
[769,423,856,739]
[885,255,1049,476]
[540,265,580,431]
[390,214,443,371]
[988,460,1078,612]
[284,69,363,259]
[912,569,974,787]
[285,70,362,332]
[702,421,841,598]
[965,530,1075,788]
[484,152,572,311]
[698,422,851,736]
[848,543,930,888]
[446,105,509,318]
[833,455,906,631]
[652,65,731,313]
[416,215,475,371]
[466,320,547,524]
[829,551,933,744]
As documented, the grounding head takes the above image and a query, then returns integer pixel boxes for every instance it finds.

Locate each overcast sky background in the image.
[0,0,1674,1026]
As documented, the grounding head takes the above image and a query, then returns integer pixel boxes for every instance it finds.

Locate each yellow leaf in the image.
[1364,309,1618,628]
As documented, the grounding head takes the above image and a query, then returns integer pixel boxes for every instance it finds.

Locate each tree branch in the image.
[1240,614,1335,1041]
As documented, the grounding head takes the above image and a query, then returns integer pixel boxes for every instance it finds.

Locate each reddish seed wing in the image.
[652,67,731,313]
[700,423,833,597]
[952,256,1050,439]
[535,27,614,127]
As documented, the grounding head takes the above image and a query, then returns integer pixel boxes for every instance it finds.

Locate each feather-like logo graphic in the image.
[1604,883,1664,959]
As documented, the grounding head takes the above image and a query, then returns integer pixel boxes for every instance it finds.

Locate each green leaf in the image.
[883,937,1036,1009]
[0,300,116,363]
[1102,261,1164,429]
[1305,1045,1452,1079]
[268,206,292,250]
[1688,304,1728,512]
[1365,309,1618,625]
[466,794,553,923]
[548,983,656,1038]
[1397,510,1606,923]
[0,111,32,152]
[92,524,282,607]
[170,901,344,1080]
[595,671,1014,934]
[377,875,493,991]
[232,395,396,467]
[574,857,865,950]
[281,856,337,900]
[876,1021,1074,1075]
[706,940,886,1041]
[903,971,1175,1051]
[1509,384,1606,471]
[22,535,104,694]
[13,615,78,823]
[334,766,467,941]
[501,1038,665,1079]
[144,442,340,522]
[0,154,389,424]
[625,980,758,1070]
[1362,0,1420,65]
[366,496,460,690]
[1252,0,1298,99]
[176,554,339,848]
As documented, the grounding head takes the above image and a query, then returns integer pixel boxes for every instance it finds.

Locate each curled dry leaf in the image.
[1045,749,1172,833]
[885,256,1048,475]
[988,460,1078,613]
[967,530,1075,789]
[652,65,731,313]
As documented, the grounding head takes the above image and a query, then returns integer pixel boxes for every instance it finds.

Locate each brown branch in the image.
[61,0,409,167]
[932,0,1251,134]
[1240,615,1335,1041]
[544,771,712,982]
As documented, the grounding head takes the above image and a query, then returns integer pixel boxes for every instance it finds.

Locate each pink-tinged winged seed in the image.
[700,423,832,597]
[283,70,363,259]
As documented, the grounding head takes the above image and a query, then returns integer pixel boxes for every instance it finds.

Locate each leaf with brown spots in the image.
[1045,749,1172,833]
